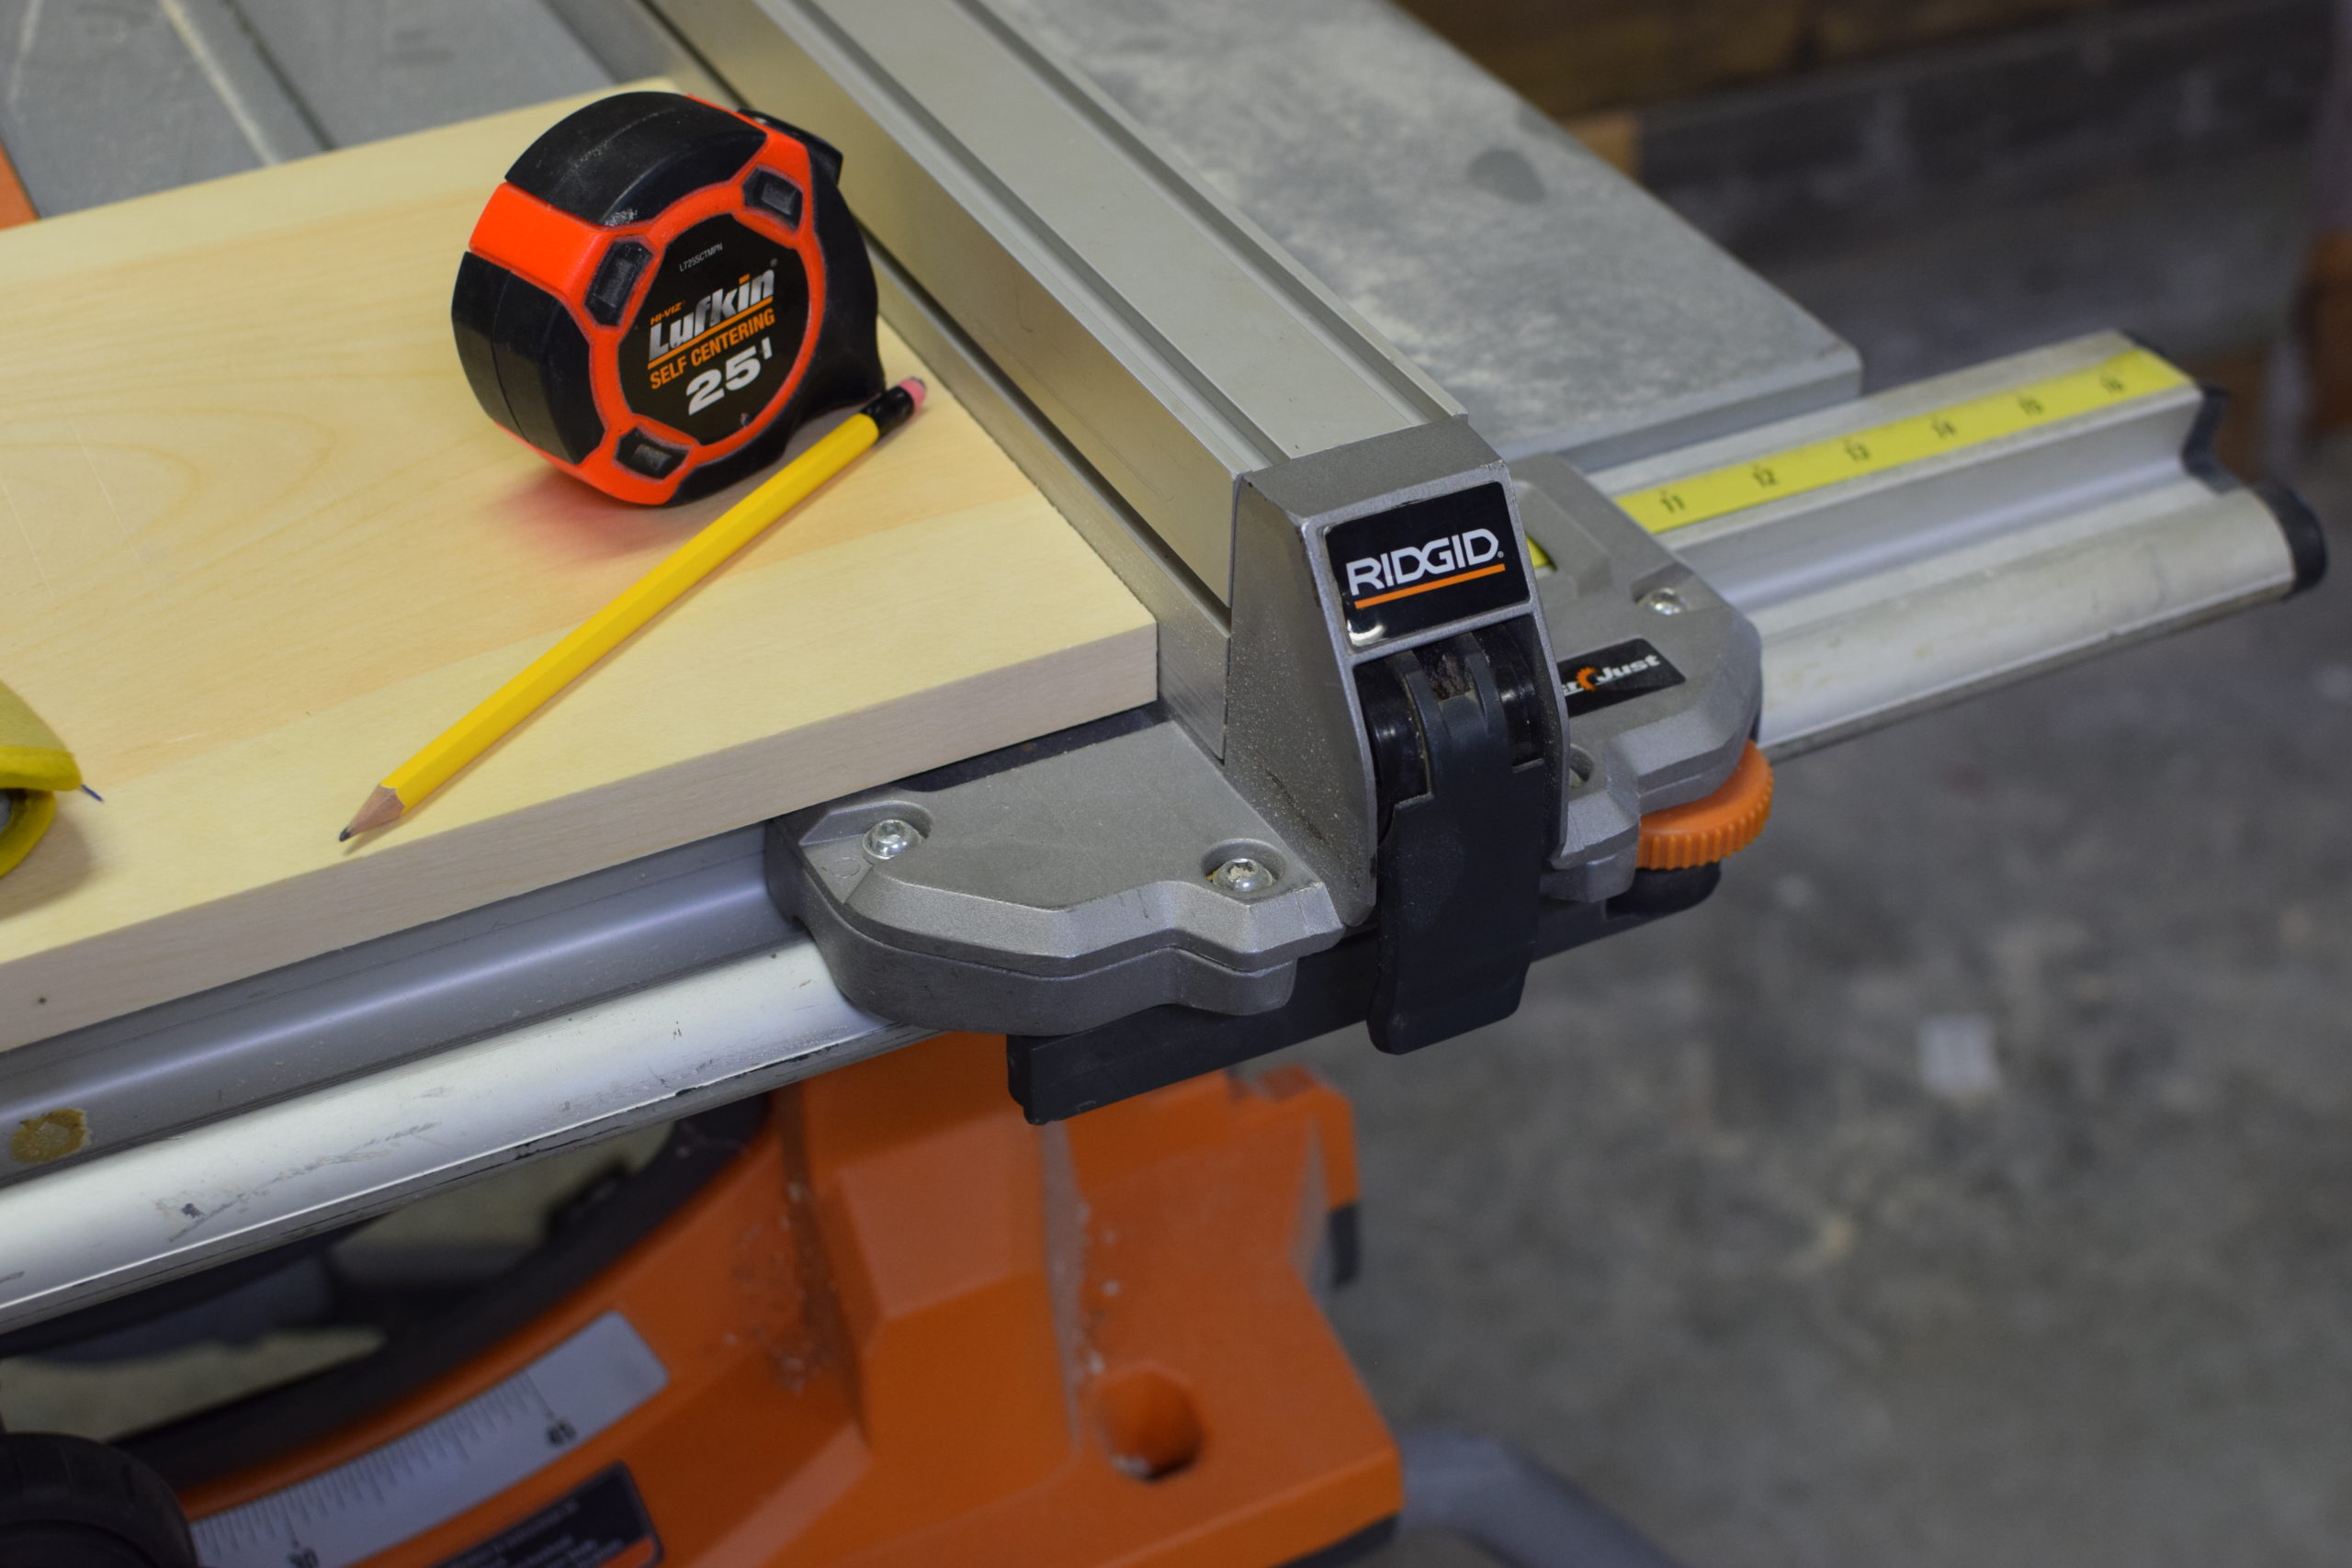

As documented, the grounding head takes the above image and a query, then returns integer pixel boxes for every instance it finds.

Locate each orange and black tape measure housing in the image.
[453,92,884,504]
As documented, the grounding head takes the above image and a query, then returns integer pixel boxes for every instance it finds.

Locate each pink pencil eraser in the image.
[898,377,926,411]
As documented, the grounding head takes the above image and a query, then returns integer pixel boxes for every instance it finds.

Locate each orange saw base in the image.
[178,1032,1400,1567]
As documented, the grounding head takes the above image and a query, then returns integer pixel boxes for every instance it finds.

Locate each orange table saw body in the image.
[178,1033,1401,1567]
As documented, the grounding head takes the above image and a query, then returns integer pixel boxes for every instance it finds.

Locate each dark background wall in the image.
[1395,0,2199,118]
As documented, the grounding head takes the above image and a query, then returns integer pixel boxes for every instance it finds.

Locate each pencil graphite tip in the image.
[341,785,405,840]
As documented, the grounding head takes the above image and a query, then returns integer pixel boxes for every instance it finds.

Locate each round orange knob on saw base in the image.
[1635,740,1773,870]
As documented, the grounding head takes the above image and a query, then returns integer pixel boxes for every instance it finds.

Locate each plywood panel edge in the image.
[0,617,1155,1052]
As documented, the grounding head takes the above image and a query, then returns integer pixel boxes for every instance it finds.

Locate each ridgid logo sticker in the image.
[1341,527,1507,604]
[1557,637,1686,716]
[1324,483,1531,646]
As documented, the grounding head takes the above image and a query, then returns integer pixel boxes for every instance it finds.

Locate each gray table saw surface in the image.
[0,0,1856,470]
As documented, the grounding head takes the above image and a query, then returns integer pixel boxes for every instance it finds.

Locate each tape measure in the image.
[453,92,884,504]
[1612,347,2193,534]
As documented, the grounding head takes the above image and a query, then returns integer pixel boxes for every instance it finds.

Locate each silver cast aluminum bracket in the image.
[773,421,1761,1039]
[1223,418,1566,924]
[766,716,1345,1037]
[1517,457,1762,904]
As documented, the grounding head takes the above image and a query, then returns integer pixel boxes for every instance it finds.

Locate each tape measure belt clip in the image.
[454,92,884,505]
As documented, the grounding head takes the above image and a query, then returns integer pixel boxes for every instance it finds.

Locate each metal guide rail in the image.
[1587,333,2320,754]
[0,861,923,1332]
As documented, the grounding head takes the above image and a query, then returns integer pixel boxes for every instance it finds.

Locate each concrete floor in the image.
[1330,446,2352,1566]
[1767,149,2312,389]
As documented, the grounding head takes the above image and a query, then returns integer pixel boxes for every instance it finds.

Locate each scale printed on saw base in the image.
[1609,347,2193,534]
[189,1313,668,1568]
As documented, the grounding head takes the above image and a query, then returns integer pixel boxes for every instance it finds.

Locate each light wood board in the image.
[0,90,1156,1053]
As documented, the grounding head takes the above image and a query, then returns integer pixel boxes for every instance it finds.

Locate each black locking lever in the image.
[1358,620,1557,1054]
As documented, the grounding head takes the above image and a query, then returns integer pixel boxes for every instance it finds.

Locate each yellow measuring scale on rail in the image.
[1612,347,2192,534]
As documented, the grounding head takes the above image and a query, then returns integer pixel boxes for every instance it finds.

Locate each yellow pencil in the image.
[341,378,927,840]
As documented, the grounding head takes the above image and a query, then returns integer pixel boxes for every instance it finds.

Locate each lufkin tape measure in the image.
[453,91,883,504]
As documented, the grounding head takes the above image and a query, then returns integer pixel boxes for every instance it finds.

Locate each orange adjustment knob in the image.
[1636,739,1773,870]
